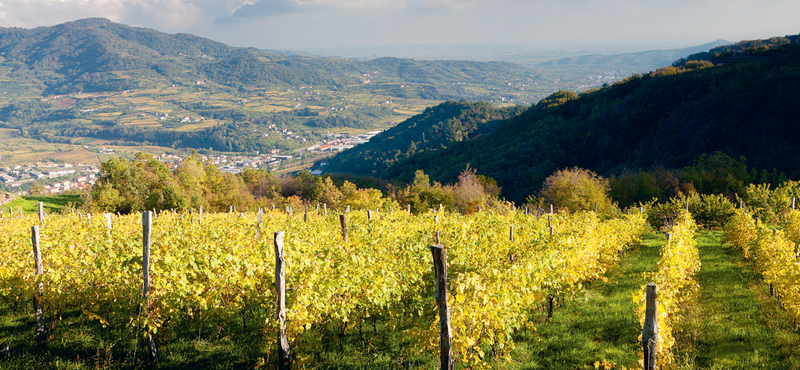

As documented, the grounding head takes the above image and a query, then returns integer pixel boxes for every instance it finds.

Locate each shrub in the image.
[540,167,613,214]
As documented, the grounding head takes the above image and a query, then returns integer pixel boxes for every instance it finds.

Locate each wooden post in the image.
[105,213,112,236]
[477,205,481,213]
[525,206,529,215]
[31,225,47,346]
[87,213,92,226]
[550,204,553,214]
[324,203,327,216]
[435,230,441,244]
[230,205,234,213]
[793,197,796,211]
[340,214,348,242]
[686,199,689,212]
[642,283,658,370]
[316,203,319,213]
[346,205,350,213]
[407,204,411,214]
[38,202,44,225]
[142,211,158,363]
[368,210,373,220]
[434,215,439,223]
[256,208,263,241]
[430,245,454,370]
[303,212,308,222]
[594,201,597,213]
[640,206,644,214]
[510,225,514,241]
[274,232,291,369]
[547,294,554,318]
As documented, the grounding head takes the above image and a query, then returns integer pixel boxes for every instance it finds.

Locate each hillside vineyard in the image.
[0,208,645,367]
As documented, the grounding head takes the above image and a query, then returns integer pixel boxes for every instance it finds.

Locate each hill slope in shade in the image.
[323,101,527,175]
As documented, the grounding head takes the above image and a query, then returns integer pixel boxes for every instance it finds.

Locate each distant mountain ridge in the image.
[539,40,731,68]
[0,18,539,99]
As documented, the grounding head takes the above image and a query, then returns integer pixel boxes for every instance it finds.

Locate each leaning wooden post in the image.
[274,232,291,369]
[38,202,44,225]
[642,283,658,370]
[340,214,348,242]
[430,244,454,370]
[31,225,47,346]
[142,211,158,363]
[256,208,263,241]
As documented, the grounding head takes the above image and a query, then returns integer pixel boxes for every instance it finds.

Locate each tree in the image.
[540,167,612,214]
[312,177,344,209]
[28,182,46,196]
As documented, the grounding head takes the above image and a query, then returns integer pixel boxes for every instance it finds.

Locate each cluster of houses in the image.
[0,162,99,195]
[263,125,307,142]
[156,151,293,175]
[304,131,382,153]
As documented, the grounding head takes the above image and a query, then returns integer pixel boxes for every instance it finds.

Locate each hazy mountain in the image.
[539,40,732,69]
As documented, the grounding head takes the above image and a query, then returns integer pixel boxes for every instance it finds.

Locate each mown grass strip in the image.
[673,230,800,370]
[501,231,664,369]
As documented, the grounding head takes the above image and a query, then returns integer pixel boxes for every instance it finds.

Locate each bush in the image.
[540,167,613,214]
[690,193,735,229]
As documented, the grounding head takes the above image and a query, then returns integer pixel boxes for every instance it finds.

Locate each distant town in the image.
[0,130,384,195]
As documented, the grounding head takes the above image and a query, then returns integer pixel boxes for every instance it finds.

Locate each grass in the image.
[3,194,82,215]
[499,231,664,369]
[672,230,800,369]
[497,229,800,370]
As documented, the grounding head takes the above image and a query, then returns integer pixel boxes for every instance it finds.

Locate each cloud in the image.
[231,0,301,17]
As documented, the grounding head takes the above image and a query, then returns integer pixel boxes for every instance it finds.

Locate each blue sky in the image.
[1,0,797,57]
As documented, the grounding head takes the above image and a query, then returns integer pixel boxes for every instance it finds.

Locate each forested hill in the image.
[0,18,537,98]
[323,101,527,175]
[329,39,800,203]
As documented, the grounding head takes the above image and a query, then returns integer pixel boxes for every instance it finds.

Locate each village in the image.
[0,129,384,195]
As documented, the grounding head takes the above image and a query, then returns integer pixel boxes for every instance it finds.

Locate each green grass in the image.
[3,194,82,215]
[499,231,664,369]
[672,230,800,370]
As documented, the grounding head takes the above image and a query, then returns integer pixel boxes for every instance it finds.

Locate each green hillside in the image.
[323,101,526,174]
[326,38,800,203]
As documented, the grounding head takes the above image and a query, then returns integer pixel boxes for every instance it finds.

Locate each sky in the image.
[0,0,798,58]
